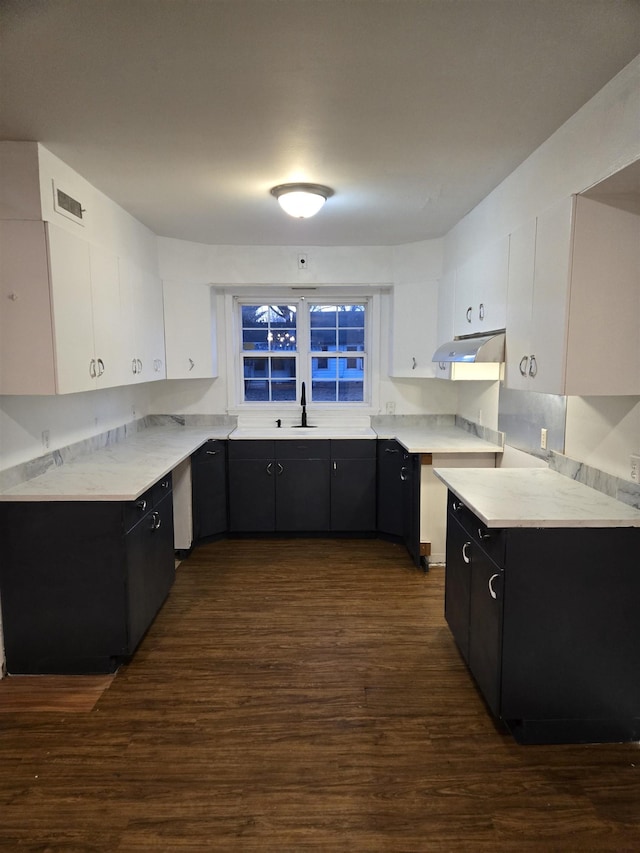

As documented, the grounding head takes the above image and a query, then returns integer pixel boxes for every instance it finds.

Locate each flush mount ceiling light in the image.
[270,183,334,218]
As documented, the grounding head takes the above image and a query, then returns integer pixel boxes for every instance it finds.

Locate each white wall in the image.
[446,54,640,476]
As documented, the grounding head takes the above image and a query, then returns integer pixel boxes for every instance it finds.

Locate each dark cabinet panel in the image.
[443,488,640,743]
[192,439,228,540]
[275,458,331,530]
[0,480,176,674]
[330,457,376,531]
[401,451,421,566]
[228,458,276,531]
[377,439,404,536]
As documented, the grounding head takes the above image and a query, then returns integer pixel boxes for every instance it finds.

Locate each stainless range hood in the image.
[432,332,505,364]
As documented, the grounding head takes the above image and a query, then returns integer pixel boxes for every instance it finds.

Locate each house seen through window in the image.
[240,301,367,404]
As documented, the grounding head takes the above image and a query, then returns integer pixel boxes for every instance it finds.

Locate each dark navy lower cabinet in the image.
[444,489,640,744]
[0,476,175,674]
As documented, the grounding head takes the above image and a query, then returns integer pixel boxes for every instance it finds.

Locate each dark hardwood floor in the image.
[1,537,639,851]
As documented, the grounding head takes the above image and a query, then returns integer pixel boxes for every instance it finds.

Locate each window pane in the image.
[312,381,337,401]
[310,306,337,328]
[243,357,269,379]
[244,380,269,401]
[338,305,365,327]
[271,381,296,401]
[310,328,337,351]
[242,304,297,352]
[338,328,364,351]
[270,357,296,379]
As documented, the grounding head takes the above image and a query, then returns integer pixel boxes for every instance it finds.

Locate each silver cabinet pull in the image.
[477,527,490,540]
[528,355,538,377]
[488,573,499,599]
[137,358,143,373]
[132,358,138,374]
[412,357,417,370]
[150,511,161,530]
[266,462,273,475]
[400,466,408,481]
[478,302,485,321]
[136,499,147,511]
[277,462,284,475]
[205,450,219,456]
[452,500,464,512]
[462,542,471,564]
[519,355,529,376]
[188,358,195,371]
[97,358,105,376]
[89,358,96,378]
[439,361,447,371]
[466,306,472,323]
[384,447,399,454]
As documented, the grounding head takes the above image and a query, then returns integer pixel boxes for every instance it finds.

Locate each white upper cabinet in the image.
[163,282,217,380]
[504,194,640,395]
[389,280,438,377]
[118,257,166,385]
[453,236,510,337]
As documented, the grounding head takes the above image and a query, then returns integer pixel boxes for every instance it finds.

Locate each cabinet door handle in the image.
[488,573,499,599]
[266,462,273,475]
[412,357,417,370]
[452,501,464,512]
[89,358,96,378]
[277,463,284,475]
[478,302,485,321]
[161,480,170,489]
[132,358,138,374]
[97,358,105,376]
[205,450,219,456]
[477,527,491,541]
[519,355,529,376]
[462,542,471,564]
[136,499,147,511]
[188,358,195,371]
[137,359,143,373]
[439,361,447,371]
[528,355,538,377]
[466,306,472,323]
[400,466,408,481]
[384,448,399,454]
[333,461,338,474]
[150,511,161,530]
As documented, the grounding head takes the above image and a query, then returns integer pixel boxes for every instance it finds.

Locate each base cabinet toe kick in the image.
[444,489,640,744]
[0,475,175,675]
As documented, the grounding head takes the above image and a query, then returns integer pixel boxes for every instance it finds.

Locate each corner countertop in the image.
[380,425,503,455]
[0,426,224,503]
[433,467,640,528]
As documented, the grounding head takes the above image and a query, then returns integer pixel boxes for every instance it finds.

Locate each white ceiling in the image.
[1,0,639,246]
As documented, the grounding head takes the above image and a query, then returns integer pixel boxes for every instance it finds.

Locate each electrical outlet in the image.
[540,428,548,450]
[297,253,308,270]
[385,401,396,415]
[631,455,640,483]
[42,429,50,450]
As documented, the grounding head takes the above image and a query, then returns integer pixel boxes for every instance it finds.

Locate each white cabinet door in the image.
[0,220,57,394]
[163,282,216,380]
[47,222,96,394]
[564,196,640,396]
[528,196,573,394]
[454,236,509,337]
[389,280,438,377]
[118,257,166,384]
[504,220,536,391]
[434,269,455,380]
[89,243,128,389]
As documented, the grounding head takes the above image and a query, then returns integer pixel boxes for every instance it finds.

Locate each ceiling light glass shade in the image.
[270,183,334,218]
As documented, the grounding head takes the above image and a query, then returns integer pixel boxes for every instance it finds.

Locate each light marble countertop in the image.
[381,426,503,455]
[433,467,640,528]
[0,422,502,503]
[0,426,224,502]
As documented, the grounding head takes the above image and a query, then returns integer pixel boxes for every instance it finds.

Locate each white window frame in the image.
[224,289,381,413]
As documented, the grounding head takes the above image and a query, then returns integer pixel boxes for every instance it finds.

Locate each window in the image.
[237,299,367,404]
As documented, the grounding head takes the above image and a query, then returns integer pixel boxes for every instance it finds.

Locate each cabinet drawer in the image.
[124,488,154,532]
[193,439,226,463]
[228,440,274,460]
[276,439,330,460]
[448,493,505,566]
[152,473,172,505]
[331,439,376,459]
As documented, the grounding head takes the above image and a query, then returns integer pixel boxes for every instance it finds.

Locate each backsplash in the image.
[551,451,640,511]
[498,385,566,460]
